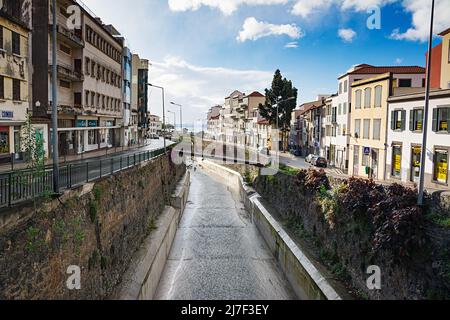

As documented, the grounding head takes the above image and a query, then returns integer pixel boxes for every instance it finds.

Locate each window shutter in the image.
[432,108,438,132]
[447,108,450,133]
[391,111,395,130]
[410,110,414,131]
[401,110,406,131]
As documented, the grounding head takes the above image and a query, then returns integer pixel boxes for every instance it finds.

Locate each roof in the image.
[207,105,222,120]
[439,27,450,36]
[246,91,265,98]
[299,99,326,115]
[257,119,270,125]
[348,65,425,75]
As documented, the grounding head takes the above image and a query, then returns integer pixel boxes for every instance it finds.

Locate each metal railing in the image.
[0,146,169,209]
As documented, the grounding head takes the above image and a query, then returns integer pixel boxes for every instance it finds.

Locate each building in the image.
[122,46,132,146]
[298,97,327,156]
[131,54,149,143]
[206,105,221,140]
[385,27,450,191]
[148,114,161,138]
[348,67,426,181]
[0,0,32,161]
[243,91,268,150]
[31,0,124,157]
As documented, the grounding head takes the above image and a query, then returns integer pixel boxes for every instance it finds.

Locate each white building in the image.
[148,114,161,138]
[386,89,450,190]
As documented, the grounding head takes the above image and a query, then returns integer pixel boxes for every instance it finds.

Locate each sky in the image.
[81,0,449,126]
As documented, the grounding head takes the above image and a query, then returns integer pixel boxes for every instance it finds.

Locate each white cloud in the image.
[291,0,334,17]
[338,28,357,42]
[390,0,450,42]
[395,57,403,64]
[285,41,299,48]
[237,17,303,42]
[148,56,273,123]
[168,0,288,15]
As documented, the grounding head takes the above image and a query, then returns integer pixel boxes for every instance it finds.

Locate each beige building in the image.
[0,1,31,160]
[31,0,123,157]
[440,28,450,89]
[148,114,161,138]
[348,68,425,181]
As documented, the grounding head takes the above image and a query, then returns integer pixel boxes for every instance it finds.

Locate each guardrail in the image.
[0,147,169,209]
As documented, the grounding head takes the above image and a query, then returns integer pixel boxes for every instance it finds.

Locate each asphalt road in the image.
[155,167,297,300]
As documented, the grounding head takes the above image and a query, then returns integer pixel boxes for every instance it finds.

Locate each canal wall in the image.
[0,152,186,300]
[199,159,345,300]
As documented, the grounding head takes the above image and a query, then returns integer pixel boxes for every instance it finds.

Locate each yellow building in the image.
[0,12,30,160]
[348,73,391,180]
[439,28,450,89]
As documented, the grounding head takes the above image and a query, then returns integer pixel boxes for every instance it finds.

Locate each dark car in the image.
[313,157,327,168]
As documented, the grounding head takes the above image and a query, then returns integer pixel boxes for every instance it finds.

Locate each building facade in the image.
[0,0,31,160]
[348,68,426,181]
[148,114,161,138]
[131,53,148,144]
[31,0,124,157]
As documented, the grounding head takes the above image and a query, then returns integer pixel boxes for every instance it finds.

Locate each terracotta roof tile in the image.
[348,65,425,75]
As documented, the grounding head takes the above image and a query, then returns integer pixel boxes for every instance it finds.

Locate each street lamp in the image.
[168,110,176,132]
[418,0,435,206]
[170,102,183,134]
[147,83,166,151]
[51,0,59,194]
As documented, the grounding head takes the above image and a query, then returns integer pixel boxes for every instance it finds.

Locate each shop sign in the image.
[76,120,87,127]
[88,120,98,127]
[1,111,14,119]
[395,155,401,172]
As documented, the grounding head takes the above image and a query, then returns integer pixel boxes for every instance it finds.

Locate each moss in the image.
[426,211,450,228]
[138,180,145,189]
[92,185,104,202]
[279,164,300,176]
[89,199,99,223]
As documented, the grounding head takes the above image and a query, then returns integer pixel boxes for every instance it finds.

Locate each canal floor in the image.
[154,167,297,300]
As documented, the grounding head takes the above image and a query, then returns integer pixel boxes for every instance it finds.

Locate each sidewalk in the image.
[0,142,149,173]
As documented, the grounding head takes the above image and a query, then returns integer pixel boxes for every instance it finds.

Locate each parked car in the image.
[305,154,316,163]
[313,157,328,168]
[293,148,302,157]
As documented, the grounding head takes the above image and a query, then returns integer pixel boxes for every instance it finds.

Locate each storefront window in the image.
[0,127,9,154]
[411,146,422,182]
[88,130,98,145]
[434,150,448,184]
[392,145,402,178]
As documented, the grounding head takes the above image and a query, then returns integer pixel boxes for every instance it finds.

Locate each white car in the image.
[305,154,317,163]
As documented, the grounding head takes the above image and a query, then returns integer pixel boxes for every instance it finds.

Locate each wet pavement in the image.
[155,167,297,300]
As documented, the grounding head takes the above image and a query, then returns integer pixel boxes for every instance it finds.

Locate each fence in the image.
[0,146,169,209]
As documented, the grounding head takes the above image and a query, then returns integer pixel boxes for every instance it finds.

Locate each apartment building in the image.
[243,91,268,149]
[385,27,450,190]
[122,46,132,146]
[298,97,327,156]
[31,0,124,157]
[148,114,161,138]
[348,68,426,181]
[206,105,221,140]
[0,0,32,161]
[131,54,149,143]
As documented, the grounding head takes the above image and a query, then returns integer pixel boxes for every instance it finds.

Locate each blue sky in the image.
[81,0,449,125]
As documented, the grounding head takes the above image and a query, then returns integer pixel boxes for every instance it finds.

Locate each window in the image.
[339,82,343,94]
[12,79,20,101]
[375,86,382,108]
[344,80,348,93]
[354,119,361,138]
[434,149,448,184]
[85,58,90,75]
[59,80,71,88]
[74,92,82,106]
[85,91,89,106]
[59,44,71,55]
[12,32,20,55]
[410,108,424,132]
[0,26,3,50]
[0,127,10,154]
[363,119,370,139]
[422,79,426,88]
[91,61,96,77]
[373,119,381,140]
[432,107,450,132]
[362,153,370,167]
[332,107,337,123]
[338,104,342,115]
[398,79,412,87]
[343,103,347,115]
[88,130,98,145]
[392,145,402,178]
[355,90,362,109]
[0,76,4,99]
[411,146,422,182]
[391,110,406,131]
[364,88,372,108]
[91,92,95,106]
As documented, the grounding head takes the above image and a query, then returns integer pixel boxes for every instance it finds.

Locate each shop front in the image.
[411,146,422,183]
[434,148,448,185]
[0,124,24,161]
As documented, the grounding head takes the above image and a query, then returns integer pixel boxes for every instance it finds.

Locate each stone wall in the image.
[0,152,185,300]
[254,172,450,300]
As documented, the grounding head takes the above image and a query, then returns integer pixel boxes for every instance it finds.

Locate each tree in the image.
[259,69,298,151]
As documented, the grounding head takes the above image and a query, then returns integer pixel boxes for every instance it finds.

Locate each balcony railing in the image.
[49,64,84,82]
[50,23,85,47]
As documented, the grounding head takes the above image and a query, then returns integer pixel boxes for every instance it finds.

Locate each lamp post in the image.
[170,102,183,134]
[168,110,176,132]
[418,0,435,206]
[147,83,166,151]
[51,0,59,194]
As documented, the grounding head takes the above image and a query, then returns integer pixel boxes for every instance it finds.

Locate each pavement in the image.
[154,166,297,300]
[0,138,173,173]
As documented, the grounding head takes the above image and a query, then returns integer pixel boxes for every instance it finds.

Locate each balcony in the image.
[50,23,85,48]
[49,64,84,82]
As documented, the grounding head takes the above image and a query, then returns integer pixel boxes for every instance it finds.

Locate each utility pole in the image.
[51,0,60,194]
[418,0,435,206]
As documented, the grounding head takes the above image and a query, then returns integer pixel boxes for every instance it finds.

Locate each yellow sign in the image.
[395,155,401,172]
[417,121,422,131]
[442,121,448,130]
[437,160,448,183]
